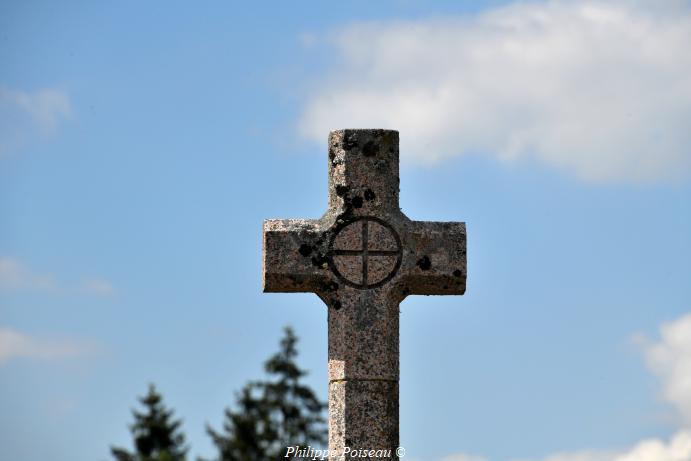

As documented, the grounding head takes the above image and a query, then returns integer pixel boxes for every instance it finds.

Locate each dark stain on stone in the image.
[351,196,363,208]
[417,255,432,270]
[402,287,410,296]
[362,141,379,157]
[338,202,355,221]
[333,300,342,310]
[287,275,303,287]
[311,254,329,267]
[336,208,354,223]
[344,135,358,150]
[443,285,448,290]
[364,189,375,201]
[453,269,463,277]
[325,281,339,292]
[336,185,349,197]
[298,244,312,257]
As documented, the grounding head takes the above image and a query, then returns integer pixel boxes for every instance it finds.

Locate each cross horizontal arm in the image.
[262,219,331,293]
[399,221,467,296]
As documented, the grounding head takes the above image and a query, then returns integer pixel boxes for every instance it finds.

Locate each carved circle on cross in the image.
[327,216,403,289]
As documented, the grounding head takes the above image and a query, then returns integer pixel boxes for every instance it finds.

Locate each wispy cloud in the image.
[0,257,114,296]
[80,278,115,296]
[0,85,72,154]
[299,0,691,183]
[441,454,489,461]
[0,327,98,365]
[0,257,56,291]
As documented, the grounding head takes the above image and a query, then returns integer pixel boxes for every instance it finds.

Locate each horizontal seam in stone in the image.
[329,378,398,383]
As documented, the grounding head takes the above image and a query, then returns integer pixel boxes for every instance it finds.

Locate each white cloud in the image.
[441,312,691,461]
[0,327,96,365]
[506,430,691,461]
[512,450,615,461]
[615,430,691,461]
[0,85,71,154]
[299,0,691,183]
[641,313,691,425]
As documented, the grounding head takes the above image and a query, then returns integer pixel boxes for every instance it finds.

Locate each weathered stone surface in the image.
[329,380,398,459]
[262,129,467,460]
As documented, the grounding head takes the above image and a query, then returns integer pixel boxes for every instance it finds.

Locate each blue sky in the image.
[1,1,690,461]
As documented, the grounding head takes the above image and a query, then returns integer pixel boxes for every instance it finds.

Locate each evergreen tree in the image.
[205,327,327,461]
[111,384,188,461]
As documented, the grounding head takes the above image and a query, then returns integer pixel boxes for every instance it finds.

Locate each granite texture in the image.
[262,129,467,460]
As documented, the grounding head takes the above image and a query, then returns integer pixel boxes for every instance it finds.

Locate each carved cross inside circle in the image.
[328,216,403,289]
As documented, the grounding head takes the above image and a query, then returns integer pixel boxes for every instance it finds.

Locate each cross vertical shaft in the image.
[263,129,467,460]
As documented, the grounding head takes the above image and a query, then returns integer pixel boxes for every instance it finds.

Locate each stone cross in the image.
[263,129,466,460]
